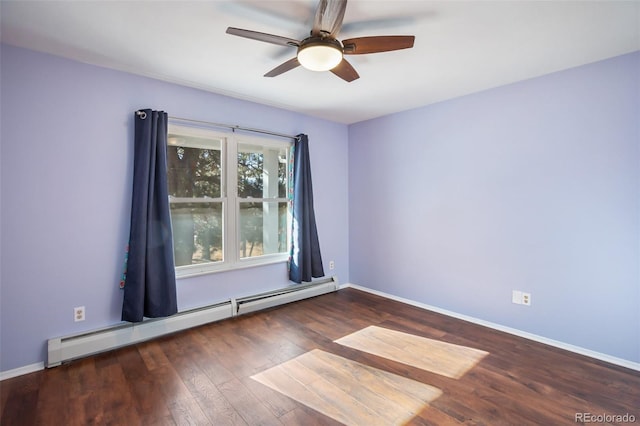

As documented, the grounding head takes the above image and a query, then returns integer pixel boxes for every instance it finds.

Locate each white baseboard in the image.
[341,283,640,372]
[0,362,44,381]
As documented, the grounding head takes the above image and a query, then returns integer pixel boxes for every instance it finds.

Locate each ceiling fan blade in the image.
[342,35,415,55]
[226,27,300,47]
[312,0,347,37]
[264,57,300,77]
[330,58,359,82]
[311,0,326,35]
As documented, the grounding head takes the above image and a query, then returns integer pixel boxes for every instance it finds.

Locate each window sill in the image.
[175,254,289,280]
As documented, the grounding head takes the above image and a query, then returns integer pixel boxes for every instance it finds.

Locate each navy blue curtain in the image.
[122,109,178,322]
[289,134,324,283]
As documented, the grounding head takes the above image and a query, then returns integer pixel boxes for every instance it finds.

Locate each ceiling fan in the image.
[226,0,415,82]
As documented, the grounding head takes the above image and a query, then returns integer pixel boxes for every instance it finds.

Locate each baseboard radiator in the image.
[47,276,338,367]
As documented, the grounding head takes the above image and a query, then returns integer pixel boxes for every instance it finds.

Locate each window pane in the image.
[167,141,222,198]
[238,143,287,199]
[170,202,223,266]
[239,201,288,259]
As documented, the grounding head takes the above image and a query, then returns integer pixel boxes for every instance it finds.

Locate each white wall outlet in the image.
[512,290,522,304]
[329,260,335,270]
[512,290,532,306]
[74,306,85,322]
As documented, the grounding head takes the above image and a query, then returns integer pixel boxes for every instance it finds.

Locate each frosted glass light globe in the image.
[297,43,343,72]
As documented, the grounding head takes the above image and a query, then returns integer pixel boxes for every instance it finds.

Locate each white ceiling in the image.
[1,1,639,124]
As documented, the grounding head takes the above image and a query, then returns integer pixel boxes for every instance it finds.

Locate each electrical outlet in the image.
[512,290,531,306]
[512,290,522,304]
[329,260,335,270]
[74,306,85,322]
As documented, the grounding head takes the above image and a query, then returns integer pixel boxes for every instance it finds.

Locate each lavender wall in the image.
[349,52,639,362]
[0,45,349,372]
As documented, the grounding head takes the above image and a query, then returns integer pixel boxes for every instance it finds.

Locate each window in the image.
[167,124,291,277]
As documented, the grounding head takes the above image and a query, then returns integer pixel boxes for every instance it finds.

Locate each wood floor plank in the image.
[94,360,142,425]
[240,374,298,419]
[1,288,638,425]
[34,366,71,425]
[412,404,466,426]
[167,397,211,426]
[0,374,39,426]
[193,382,249,426]
[138,339,172,371]
[218,377,283,426]
[117,346,172,421]
[163,332,248,426]
[278,406,342,426]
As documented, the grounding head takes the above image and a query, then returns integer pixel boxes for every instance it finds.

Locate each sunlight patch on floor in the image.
[335,325,489,379]
[251,349,442,426]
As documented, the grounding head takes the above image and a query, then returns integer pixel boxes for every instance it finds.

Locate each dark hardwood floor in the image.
[1,288,638,425]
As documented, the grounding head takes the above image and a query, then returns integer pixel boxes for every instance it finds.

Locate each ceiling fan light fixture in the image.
[297,39,343,72]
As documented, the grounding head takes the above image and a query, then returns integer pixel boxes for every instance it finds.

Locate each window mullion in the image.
[225,135,238,264]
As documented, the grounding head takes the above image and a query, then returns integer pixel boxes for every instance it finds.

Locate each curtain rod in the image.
[135,111,299,141]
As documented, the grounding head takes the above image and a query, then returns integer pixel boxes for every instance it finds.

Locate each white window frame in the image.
[167,124,292,278]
